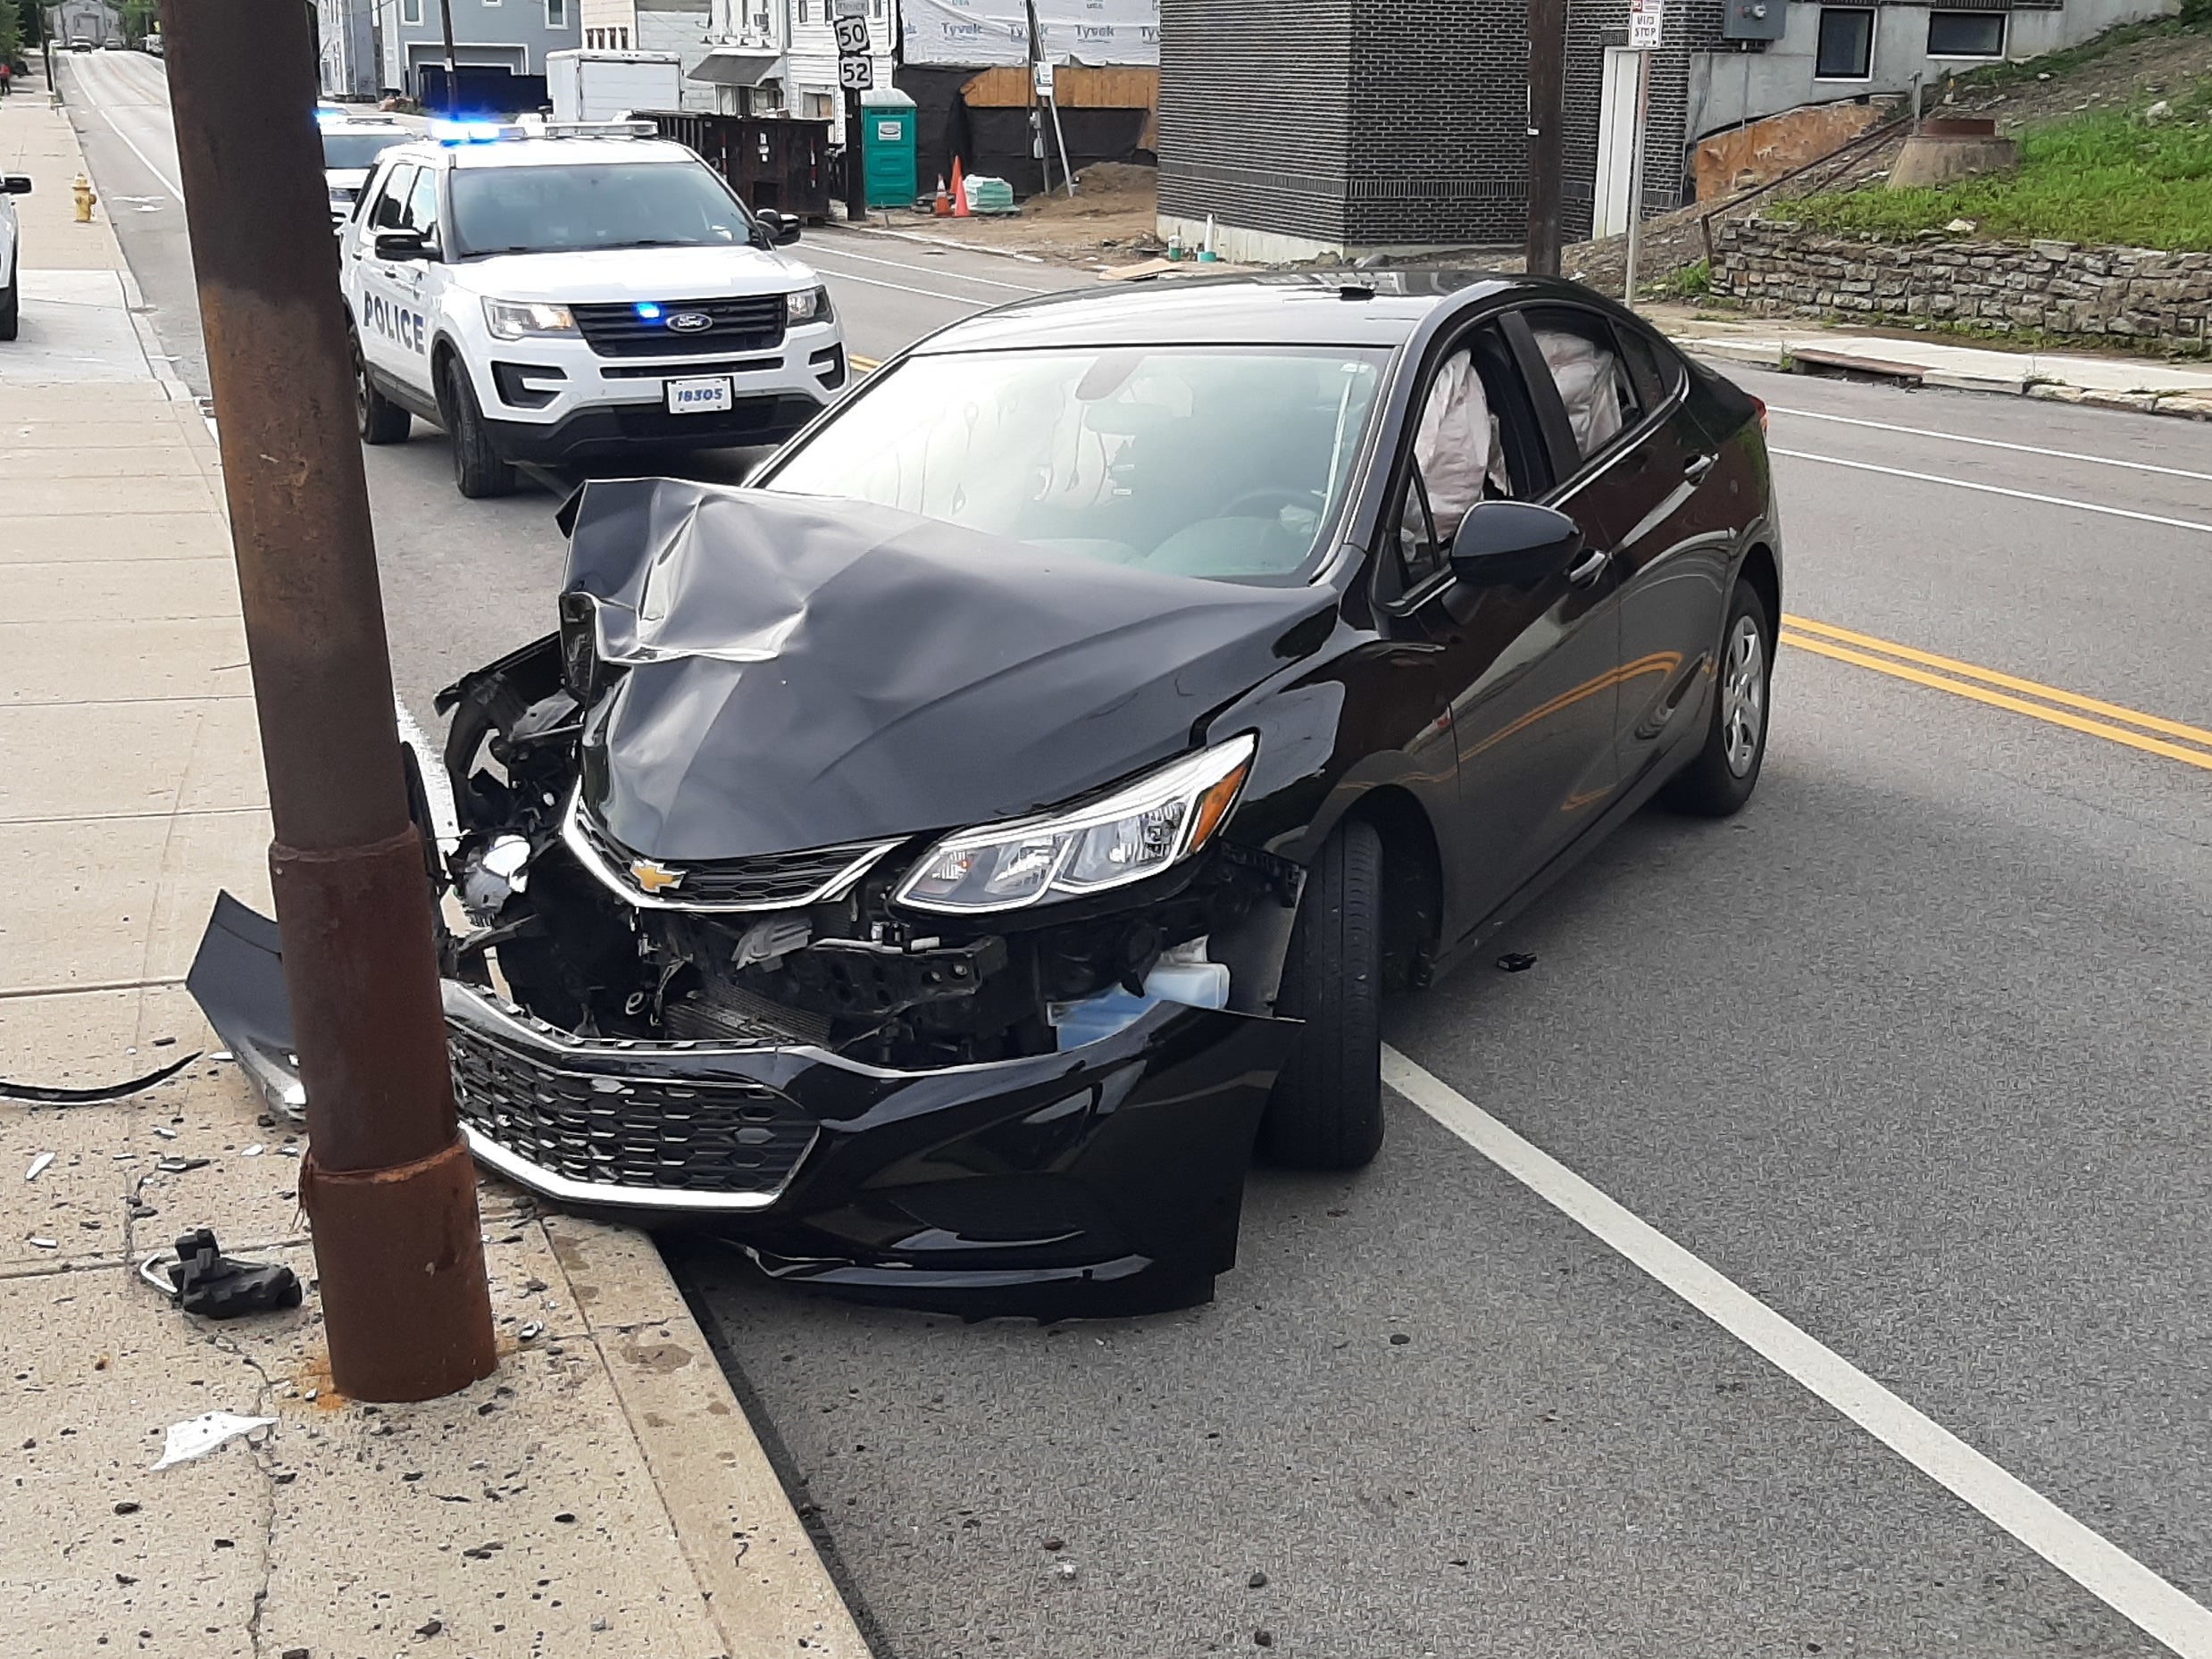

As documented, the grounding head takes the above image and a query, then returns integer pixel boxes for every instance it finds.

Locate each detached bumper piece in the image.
[443,980,1295,1317]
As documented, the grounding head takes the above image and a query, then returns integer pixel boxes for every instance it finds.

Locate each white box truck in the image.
[546,51,684,123]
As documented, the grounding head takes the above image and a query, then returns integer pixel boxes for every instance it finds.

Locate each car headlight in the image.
[785,286,831,325]
[482,298,577,341]
[894,735,1256,914]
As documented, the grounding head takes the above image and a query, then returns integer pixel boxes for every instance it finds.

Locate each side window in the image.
[1525,306,1645,469]
[368,163,416,230]
[402,167,442,244]
[1613,320,1686,413]
[1384,324,1553,602]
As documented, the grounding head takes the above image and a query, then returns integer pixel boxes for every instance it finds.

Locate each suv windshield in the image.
[762,346,1390,582]
[322,130,405,171]
[448,160,751,257]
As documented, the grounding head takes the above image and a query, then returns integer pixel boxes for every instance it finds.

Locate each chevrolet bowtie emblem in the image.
[629,859,685,895]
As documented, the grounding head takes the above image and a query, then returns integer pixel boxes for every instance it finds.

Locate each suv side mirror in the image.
[2,176,31,195]
[1448,500,1584,587]
[754,209,802,247]
[372,229,433,262]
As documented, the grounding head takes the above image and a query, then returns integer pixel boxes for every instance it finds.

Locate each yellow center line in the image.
[1779,627,2212,774]
[848,354,880,373]
[1782,613,2212,747]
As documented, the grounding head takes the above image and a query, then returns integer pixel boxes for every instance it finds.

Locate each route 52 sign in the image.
[838,53,873,90]
[833,15,870,54]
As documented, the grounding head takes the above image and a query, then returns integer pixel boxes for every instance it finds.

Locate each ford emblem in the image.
[666,311,715,334]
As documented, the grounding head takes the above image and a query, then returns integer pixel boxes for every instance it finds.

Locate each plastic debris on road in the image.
[25,1152,54,1182]
[151,1411,277,1471]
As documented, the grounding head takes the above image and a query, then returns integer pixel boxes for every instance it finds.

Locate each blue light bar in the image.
[429,118,507,145]
[635,303,663,321]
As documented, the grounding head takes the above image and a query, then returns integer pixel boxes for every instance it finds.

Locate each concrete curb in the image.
[540,1216,872,1658]
[1679,334,2212,420]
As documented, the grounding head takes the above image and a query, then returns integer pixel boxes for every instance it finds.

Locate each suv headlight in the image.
[894,735,1256,914]
[482,298,577,340]
[785,286,831,325]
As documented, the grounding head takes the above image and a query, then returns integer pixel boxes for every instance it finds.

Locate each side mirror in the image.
[2,176,30,196]
[372,229,432,262]
[1448,500,1585,587]
[754,209,801,247]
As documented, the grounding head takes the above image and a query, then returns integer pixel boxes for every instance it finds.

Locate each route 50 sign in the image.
[838,53,873,89]
[833,15,870,54]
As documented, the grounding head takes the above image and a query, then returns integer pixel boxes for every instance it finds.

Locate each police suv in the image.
[318,110,416,230]
[338,120,846,498]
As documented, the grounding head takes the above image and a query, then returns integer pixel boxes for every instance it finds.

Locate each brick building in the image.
[1157,0,2174,262]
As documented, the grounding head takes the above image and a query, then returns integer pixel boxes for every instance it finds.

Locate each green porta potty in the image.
[860,87,918,211]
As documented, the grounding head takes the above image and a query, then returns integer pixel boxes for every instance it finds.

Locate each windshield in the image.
[321,131,404,171]
[448,161,751,257]
[762,346,1390,582]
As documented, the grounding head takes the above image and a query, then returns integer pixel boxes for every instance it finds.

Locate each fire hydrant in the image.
[73,173,97,223]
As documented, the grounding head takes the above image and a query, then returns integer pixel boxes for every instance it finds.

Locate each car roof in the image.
[910,270,1590,354]
[395,136,698,171]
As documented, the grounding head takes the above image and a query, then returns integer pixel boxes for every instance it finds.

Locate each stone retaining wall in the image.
[1708,218,2211,354]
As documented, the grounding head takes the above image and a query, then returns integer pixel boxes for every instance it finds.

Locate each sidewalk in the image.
[1,80,865,1659]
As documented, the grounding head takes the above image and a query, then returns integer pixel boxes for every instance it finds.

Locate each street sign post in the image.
[1623,0,1662,305]
[833,0,870,217]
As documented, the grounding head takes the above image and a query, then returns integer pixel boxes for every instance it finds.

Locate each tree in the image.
[121,0,156,44]
[0,1,23,67]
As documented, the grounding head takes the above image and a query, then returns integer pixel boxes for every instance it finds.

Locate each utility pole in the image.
[157,0,497,1405]
[831,0,868,221]
[438,0,459,112]
[1524,0,1567,276]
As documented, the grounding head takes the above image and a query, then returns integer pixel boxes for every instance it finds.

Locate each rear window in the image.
[762,346,1391,584]
[321,130,405,171]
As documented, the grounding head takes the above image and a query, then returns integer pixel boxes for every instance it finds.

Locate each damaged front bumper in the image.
[190,896,1297,1316]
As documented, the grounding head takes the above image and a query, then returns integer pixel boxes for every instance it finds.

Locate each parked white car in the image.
[318,111,417,231]
[1,171,31,342]
[337,120,845,498]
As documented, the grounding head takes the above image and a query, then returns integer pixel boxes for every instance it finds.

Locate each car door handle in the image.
[1565,546,1609,588]
[1682,453,1717,482]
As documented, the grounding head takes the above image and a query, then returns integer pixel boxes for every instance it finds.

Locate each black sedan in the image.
[193,271,1780,1317]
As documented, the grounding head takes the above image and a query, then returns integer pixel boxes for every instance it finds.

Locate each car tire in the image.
[353,328,411,446]
[0,267,19,342]
[1258,815,1385,1171]
[438,354,516,500]
[1662,577,1773,817]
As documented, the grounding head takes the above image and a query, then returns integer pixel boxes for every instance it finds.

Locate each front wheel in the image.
[1662,579,1773,817]
[1258,816,1384,1171]
[438,355,516,500]
[0,267,19,342]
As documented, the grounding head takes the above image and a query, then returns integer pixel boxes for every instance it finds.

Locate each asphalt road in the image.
[62,60,2212,1659]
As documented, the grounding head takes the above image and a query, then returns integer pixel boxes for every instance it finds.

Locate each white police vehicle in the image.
[338,119,846,498]
[0,169,30,343]
[318,110,416,231]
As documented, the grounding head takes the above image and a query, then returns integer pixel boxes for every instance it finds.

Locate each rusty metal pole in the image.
[1525,0,1568,276]
[158,0,497,1405]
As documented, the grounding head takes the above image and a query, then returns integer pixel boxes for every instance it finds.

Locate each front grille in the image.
[572,804,897,910]
[607,395,821,446]
[599,354,782,380]
[572,295,787,358]
[449,1021,817,1196]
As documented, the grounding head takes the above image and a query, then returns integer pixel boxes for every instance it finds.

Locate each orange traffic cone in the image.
[933,175,951,217]
[950,156,972,218]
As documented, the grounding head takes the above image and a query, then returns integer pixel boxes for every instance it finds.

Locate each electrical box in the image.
[1722,0,1786,40]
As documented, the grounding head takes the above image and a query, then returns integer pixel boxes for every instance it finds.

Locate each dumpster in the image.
[641,110,835,221]
[861,87,918,211]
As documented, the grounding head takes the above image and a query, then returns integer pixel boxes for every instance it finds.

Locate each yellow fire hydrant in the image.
[73,173,96,223]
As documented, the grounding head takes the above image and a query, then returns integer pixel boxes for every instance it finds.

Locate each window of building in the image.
[1927,10,2004,56]
[547,0,568,26]
[804,90,833,119]
[401,0,422,23]
[797,0,810,19]
[1815,7,1875,79]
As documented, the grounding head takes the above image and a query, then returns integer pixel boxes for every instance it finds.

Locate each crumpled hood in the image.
[563,479,1328,863]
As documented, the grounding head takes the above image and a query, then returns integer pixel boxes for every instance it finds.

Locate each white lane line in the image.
[1770,406,2212,484]
[814,266,1014,308]
[69,63,186,202]
[805,241,1061,294]
[1382,1046,2212,1659]
[1769,448,2212,537]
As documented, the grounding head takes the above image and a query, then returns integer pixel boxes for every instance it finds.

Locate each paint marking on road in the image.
[1778,623,2212,779]
[848,354,880,373]
[1769,406,2212,485]
[1381,1045,2212,1659]
[1769,448,2212,537]
[1783,615,2212,751]
[813,266,1007,308]
[805,241,1060,294]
